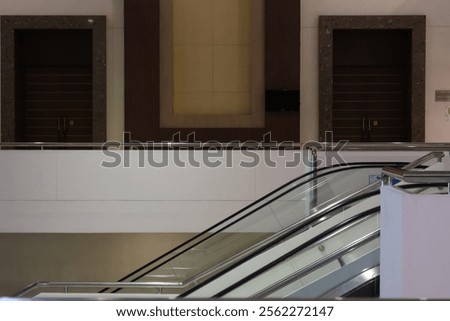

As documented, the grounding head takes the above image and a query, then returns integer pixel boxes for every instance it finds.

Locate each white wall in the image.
[0,0,125,141]
[301,0,450,142]
[381,185,450,298]
[0,150,306,233]
[0,150,426,233]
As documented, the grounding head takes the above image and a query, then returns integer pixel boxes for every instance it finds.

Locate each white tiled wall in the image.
[0,150,425,233]
[381,185,450,298]
[0,152,57,200]
[0,150,305,233]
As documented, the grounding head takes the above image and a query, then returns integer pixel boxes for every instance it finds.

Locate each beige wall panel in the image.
[160,0,264,127]
[174,93,214,114]
[173,45,213,93]
[213,45,250,93]
[173,0,213,44]
[213,93,251,114]
[213,0,251,44]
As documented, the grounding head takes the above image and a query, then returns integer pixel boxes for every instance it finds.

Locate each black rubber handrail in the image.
[98,162,410,295]
[107,162,404,293]
[16,183,441,298]
[207,182,447,298]
[181,181,444,297]
[211,207,381,297]
[179,188,382,297]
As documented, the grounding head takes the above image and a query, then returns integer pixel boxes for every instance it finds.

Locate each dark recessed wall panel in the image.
[265,0,300,90]
[124,0,160,141]
[16,29,93,67]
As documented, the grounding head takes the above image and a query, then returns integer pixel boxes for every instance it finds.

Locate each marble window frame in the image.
[1,15,107,142]
[318,15,426,142]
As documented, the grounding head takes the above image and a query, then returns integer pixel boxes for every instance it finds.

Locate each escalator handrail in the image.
[383,151,447,183]
[16,180,444,298]
[123,165,393,290]
[16,197,381,298]
[109,162,403,287]
[210,207,381,297]
[383,167,450,184]
[211,181,447,298]
[120,157,432,292]
[250,227,380,298]
[12,163,397,297]
[175,153,442,295]
[179,188,381,297]
[106,151,441,293]
[175,185,383,290]
[324,266,380,298]
[14,280,184,298]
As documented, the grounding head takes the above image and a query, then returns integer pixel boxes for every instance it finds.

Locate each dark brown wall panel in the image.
[124,0,160,141]
[265,0,300,90]
[125,0,300,142]
[22,67,93,142]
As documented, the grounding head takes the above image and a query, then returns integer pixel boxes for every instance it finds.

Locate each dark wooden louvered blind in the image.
[24,66,93,142]
[332,65,410,142]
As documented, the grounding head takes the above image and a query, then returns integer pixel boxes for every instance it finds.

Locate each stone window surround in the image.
[1,15,107,142]
[318,15,426,142]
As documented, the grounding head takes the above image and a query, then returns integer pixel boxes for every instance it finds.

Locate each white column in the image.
[380,185,450,298]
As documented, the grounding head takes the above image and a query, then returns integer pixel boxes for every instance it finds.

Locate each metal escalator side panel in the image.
[184,195,380,298]
[124,165,390,294]
[281,249,380,298]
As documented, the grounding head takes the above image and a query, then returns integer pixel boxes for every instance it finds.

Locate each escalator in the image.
[18,153,447,299]
[182,182,445,299]
[103,159,429,298]
[202,183,445,299]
